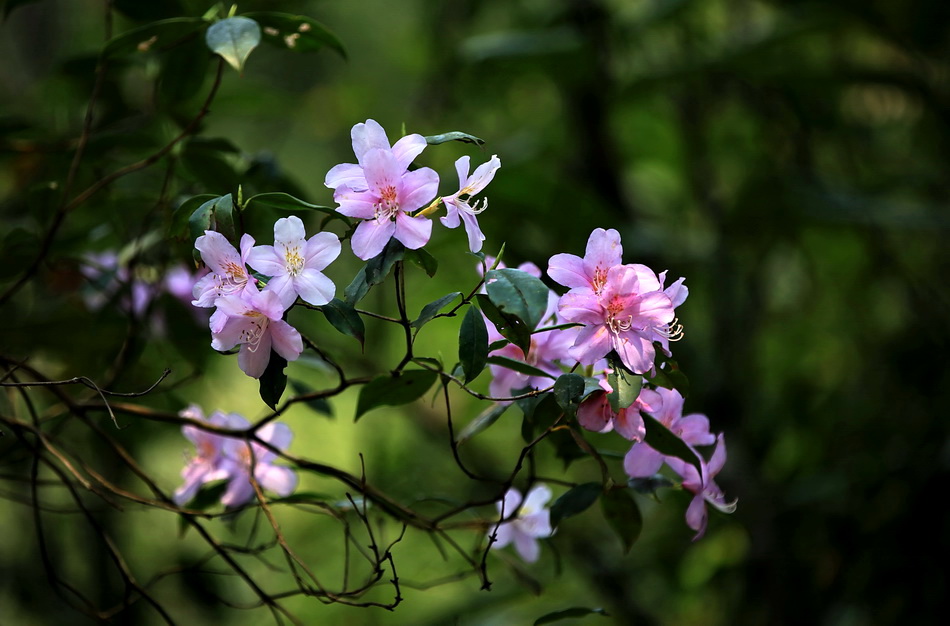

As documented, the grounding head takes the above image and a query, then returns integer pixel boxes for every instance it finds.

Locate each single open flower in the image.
[440,154,501,253]
[547,227,623,296]
[664,434,736,540]
[490,485,554,563]
[192,231,256,307]
[174,405,249,506]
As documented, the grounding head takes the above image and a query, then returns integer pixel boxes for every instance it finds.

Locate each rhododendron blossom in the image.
[490,485,554,563]
[664,434,736,540]
[577,378,662,440]
[247,216,341,309]
[547,227,622,296]
[209,288,303,378]
[325,119,439,259]
[192,231,256,307]
[173,405,244,506]
[440,154,501,253]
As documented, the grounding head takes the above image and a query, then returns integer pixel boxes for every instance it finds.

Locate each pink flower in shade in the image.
[490,485,554,563]
[559,264,679,374]
[623,387,715,478]
[440,154,501,253]
[325,120,439,260]
[80,251,158,317]
[192,231,256,307]
[663,434,736,540]
[173,405,244,506]
[209,288,303,379]
[576,379,662,441]
[218,422,298,508]
[246,216,341,310]
[547,227,623,296]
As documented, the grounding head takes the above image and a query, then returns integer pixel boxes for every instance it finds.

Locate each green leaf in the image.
[244,191,336,215]
[459,305,489,383]
[476,293,532,356]
[269,491,334,504]
[485,355,557,381]
[344,266,369,304]
[180,138,239,192]
[404,248,438,277]
[319,298,364,347]
[642,413,703,477]
[606,353,642,412]
[455,403,508,446]
[423,131,485,146]
[189,194,236,246]
[259,354,288,410]
[0,229,39,280]
[205,16,261,71]
[102,17,206,59]
[553,373,586,418]
[183,480,229,511]
[171,194,217,240]
[533,607,610,625]
[157,34,210,108]
[355,370,438,420]
[485,268,549,329]
[365,238,405,286]
[412,292,460,328]
[548,427,588,468]
[244,11,346,58]
[288,380,333,418]
[601,489,642,553]
[628,474,675,497]
[550,482,602,528]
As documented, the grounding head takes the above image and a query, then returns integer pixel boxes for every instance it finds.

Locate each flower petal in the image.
[392,212,432,250]
[391,133,427,170]
[351,219,396,260]
[304,232,342,270]
[624,442,664,478]
[293,269,336,306]
[324,162,366,191]
[351,119,390,164]
[398,167,440,212]
[270,320,303,363]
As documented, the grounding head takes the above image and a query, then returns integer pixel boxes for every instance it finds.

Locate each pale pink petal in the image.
[523,485,552,511]
[492,522,514,548]
[239,233,255,262]
[613,334,653,374]
[398,167,440,211]
[392,212,432,250]
[613,407,645,441]
[513,531,540,563]
[637,292,674,324]
[547,253,589,290]
[624,443,664,478]
[351,119,390,164]
[274,216,306,244]
[351,218,396,260]
[459,210,485,253]
[238,331,273,378]
[664,276,688,308]
[440,200,462,228]
[676,414,715,447]
[246,245,286,277]
[584,228,623,269]
[708,434,728,476]
[685,493,708,540]
[259,422,293,451]
[520,510,553,539]
[263,273,296,310]
[454,155,471,185]
[220,475,255,508]
[195,231,239,273]
[570,324,612,365]
[324,162,366,190]
[362,148,402,192]
[577,393,612,432]
[304,232,342,270]
[498,488,523,515]
[293,269,335,306]
[210,314,250,351]
[255,464,297,496]
[391,133,427,170]
[269,320,303,362]
[463,155,501,193]
[558,290,604,324]
[630,263,661,293]
[334,186,378,219]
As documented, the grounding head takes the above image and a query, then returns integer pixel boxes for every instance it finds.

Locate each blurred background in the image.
[1,0,949,624]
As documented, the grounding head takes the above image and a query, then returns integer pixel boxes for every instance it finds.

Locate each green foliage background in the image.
[2,0,949,624]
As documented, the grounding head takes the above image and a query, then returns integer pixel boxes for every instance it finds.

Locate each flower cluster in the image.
[192,217,340,378]
[174,405,297,508]
[489,485,554,563]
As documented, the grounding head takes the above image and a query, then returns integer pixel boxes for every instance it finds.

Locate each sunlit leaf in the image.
[205,16,261,72]
[412,292,460,328]
[606,352,642,412]
[553,373,585,418]
[477,293,532,356]
[405,248,438,277]
[365,238,405,286]
[423,131,485,146]
[486,355,556,381]
[244,191,335,215]
[485,268,549,330]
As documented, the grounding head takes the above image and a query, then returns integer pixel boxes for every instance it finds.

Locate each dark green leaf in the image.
[486,355,557,381]
[628,474,675,497]
[550,482,602,528]
[158,34,210,107]
[606,353,642,412]
[487,338,510,351]
[365,238,405,286]
[344,266,369,304]
[185,480,229,512]
[259,353,288,410]
[533,607,610,625]
[0,229,39,280]
[404,247,438,277]
[455,403,508,445]
[423,131,485,146]
[102,17,206,59]
[244,191,335,215]
[288,380,333,418]
[269,491,334,504]
[206,16,261,71]
[412,292,460,328]
[180,139,239,192]
[189,194,237,245]
[548,427,588,468]
[476,293,532,355]
[459,305,489,383]
[485,267,549,329]
[355,370,438,420]
[642,413,703,477]
[601,489,642,553]
[319,298,364,346]
[171,194,217,240]
[244,12,346,58]
[553,373,586,418]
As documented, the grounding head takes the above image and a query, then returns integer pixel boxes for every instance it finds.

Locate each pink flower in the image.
[577,379,662,440]
[246,216,341,309]
[218,421,298,508]
[209,288,303,378]
[559,264,678,374]
[440,154,501,253]
[80,251,158,316]
[623,387,715,477]
[325,120,439,260]
[547,227,622,296]
[192,231,256,307]
[663,434,736,540]
[174,405,244,506]
[490,485,554,563]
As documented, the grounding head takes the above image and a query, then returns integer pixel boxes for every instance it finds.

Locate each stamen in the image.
[656,317,685,342]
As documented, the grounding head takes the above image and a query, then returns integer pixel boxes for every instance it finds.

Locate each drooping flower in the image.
[246,216,341,309]
[209,288,303,378]
[440,154,501,253]
[623,387,715,478]
[217,421,298,508]
[663,434,736,540]
[325,120,439,260]
[173,405,249,506]
[547,227,623,296]
[192,231,256,307]
[576,378,662,440]
[559,264,678,374]
[490,485,554,563]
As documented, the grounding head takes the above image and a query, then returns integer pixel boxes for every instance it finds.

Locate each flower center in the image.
[592,266,608,293]
[215,261,247,295]
[606,296,635,334]
[282,244,305,277]
[239,313,269,352]
[375,185,400,220]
